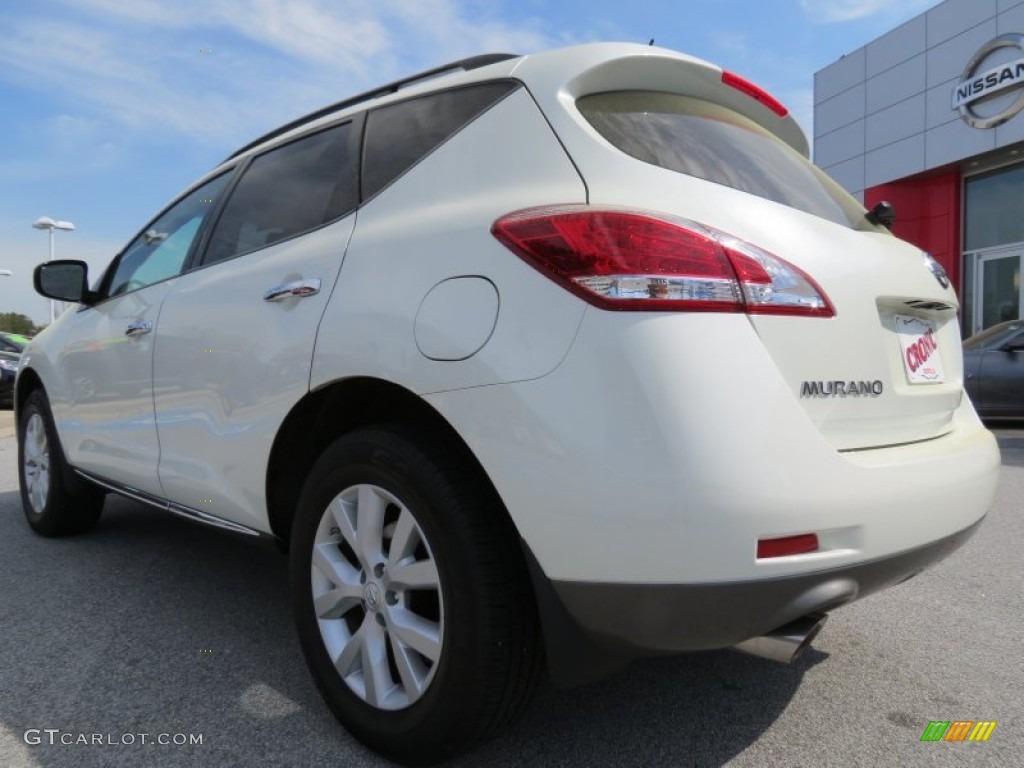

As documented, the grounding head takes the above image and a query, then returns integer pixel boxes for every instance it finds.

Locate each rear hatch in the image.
[511,45,962,451]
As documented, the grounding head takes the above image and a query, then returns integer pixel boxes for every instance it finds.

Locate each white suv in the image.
[17,43,1000,763]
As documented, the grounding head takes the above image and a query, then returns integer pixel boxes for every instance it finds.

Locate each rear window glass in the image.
[362,81,520,200]
[577,91,882,232]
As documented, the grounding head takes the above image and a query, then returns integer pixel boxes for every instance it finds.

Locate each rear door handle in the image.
[125,320,153,337]
[263,278,321,302]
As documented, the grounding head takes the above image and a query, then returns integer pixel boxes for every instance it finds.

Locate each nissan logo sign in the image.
[952,33,1024,129]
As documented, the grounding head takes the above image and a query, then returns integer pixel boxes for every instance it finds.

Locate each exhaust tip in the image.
[733,613,828,664]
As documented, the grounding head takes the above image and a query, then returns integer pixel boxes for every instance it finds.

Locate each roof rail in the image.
[225,53,521,162]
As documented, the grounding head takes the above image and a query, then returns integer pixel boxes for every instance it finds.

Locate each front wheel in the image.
[18,389,105,536]
[290,426,541,764]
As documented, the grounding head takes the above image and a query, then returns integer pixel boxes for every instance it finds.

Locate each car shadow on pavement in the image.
[458,645,824,767]
[1,490,818,768]
[995,436,1024,467]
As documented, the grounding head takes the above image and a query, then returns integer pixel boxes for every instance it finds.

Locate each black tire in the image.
[18,389,105,536]
[290,426,541,765]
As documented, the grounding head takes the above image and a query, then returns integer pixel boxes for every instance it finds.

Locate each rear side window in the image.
[202,121,358,265]
[362,81,520,200]
[578,91,882,232]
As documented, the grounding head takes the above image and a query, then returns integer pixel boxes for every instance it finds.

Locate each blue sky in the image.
[0,0,940,324]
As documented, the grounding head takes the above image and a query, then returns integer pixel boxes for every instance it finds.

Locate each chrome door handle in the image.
[263,278,321,302]
[125,320,153,337]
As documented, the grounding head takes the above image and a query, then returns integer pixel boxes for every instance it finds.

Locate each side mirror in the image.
[1001,339,1024,352]
[866,201,895,229]
[33,260,93,304]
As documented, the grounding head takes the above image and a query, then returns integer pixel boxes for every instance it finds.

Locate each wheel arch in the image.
[266,376,511,546]
[15,366,44,413]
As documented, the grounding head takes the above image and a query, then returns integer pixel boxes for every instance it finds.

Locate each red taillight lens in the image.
[721,70,789,117]
[491,206,834,317]
[757,534,820,559]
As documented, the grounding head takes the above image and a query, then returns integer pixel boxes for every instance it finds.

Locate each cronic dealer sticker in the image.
[896,315,945,384]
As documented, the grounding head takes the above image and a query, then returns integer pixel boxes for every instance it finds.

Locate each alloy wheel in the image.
[23,412,50,514]
[311,483,444,710]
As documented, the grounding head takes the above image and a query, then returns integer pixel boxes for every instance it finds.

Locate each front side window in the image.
[201,121,358,266]
[106,173,231,297]
[577,91,884,232]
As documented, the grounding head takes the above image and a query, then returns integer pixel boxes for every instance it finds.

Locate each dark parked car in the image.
[0,331,28,354]
[964,319,1024,418]
[1,349,21,407]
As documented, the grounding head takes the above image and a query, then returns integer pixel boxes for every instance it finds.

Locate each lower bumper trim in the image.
[550,517,983,655]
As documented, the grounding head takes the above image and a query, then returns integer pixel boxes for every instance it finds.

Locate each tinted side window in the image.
[362,81,520,200]
[203,121,358,265]
[106,173,231,297]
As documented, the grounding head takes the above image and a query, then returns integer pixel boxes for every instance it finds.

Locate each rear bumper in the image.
[523,518,982,686]
[550,516,982,655]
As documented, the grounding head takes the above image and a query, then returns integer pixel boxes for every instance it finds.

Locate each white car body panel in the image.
[153,216,356,530]
[51,281,176,496]
[310,89,587,395]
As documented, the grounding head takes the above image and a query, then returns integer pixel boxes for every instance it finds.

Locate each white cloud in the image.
[0,0,568,155]
[799,0,936,24]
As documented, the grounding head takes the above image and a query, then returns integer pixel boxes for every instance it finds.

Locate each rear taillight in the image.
[491,206,834,317]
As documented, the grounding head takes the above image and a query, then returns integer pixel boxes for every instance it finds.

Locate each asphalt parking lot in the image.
[0,413,1021,767]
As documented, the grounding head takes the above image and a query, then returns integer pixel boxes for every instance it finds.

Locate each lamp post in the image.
[32,216,75,324]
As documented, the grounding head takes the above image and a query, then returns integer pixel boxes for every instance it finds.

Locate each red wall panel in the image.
[865,171,961,292]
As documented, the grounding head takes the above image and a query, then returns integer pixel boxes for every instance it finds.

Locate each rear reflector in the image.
[721,70,789,117]
[757,534,820,559]
[491,206,833,316]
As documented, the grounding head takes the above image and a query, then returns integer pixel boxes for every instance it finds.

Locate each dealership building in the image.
[813,0,1024,336]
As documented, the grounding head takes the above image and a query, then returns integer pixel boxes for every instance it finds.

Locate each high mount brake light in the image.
[491,207,834,317]
[721,71,789,117]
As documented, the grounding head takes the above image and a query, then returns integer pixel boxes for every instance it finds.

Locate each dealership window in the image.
[964,163,1024,251]
[962,162,1024,336]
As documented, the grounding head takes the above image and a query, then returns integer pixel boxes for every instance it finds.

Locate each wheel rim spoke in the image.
[313,482,444,711]
[334,619,366,677]
[387,509,418,566]
[354,485,387,565]
[390,634,428,697]
[388,608,442,662]
[387,559,439,590]
[360,619,394,708]
[311,544,364,622]
[312,542,361,589]
[326,496,359,553]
